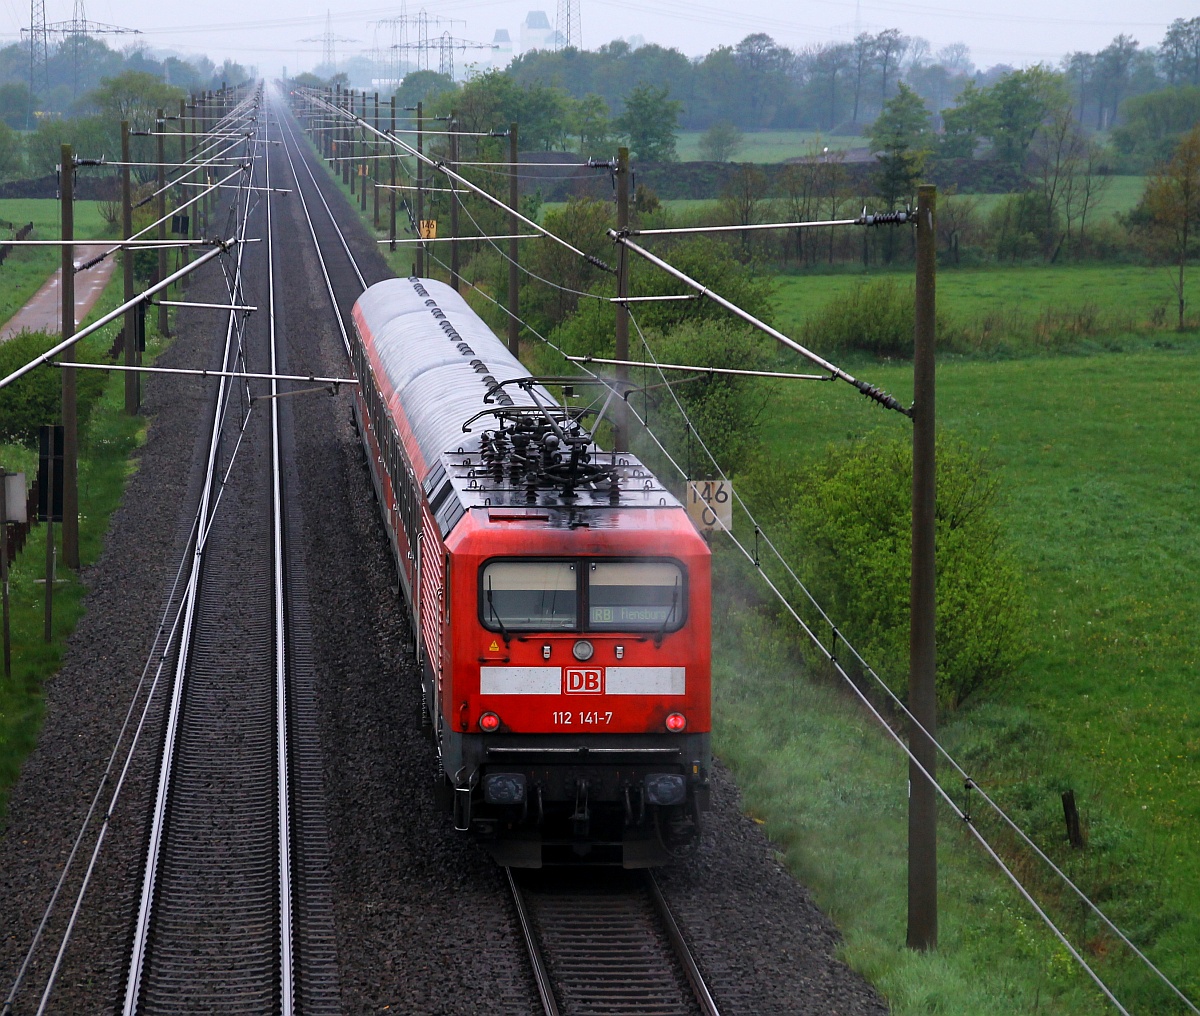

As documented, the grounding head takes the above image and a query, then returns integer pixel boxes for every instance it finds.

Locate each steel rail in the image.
[645,873,722,1016]
[120,115,261,1016]
[278,103,367,295]
[505,869,561,1016]
[266,105,296,1016]
[275,100,366,355]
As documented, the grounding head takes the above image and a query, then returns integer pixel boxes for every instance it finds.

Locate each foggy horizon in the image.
[0,0,1192,83]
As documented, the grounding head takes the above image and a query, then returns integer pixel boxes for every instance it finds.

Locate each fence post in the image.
[907,182,938,953]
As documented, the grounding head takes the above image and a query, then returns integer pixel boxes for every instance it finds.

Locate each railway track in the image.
[508,868,722,1016]
[119,89,338,1016]
[286,91,722,1016]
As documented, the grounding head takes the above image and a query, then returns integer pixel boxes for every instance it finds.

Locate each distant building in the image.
[491,28,513,68]
[520,11,559,53]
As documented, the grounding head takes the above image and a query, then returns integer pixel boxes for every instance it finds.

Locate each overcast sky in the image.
[0,0,1192,79]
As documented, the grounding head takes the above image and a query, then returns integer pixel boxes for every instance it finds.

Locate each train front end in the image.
[433,453,712,868]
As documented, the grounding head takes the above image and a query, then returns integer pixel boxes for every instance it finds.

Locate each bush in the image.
[742,436,1028,709]
[801,276,917,357]
[645,319,773,471]
[0,331,109,446]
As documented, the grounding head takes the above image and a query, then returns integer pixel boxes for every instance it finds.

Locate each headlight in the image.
[644,773,686,806]
[572,639,594,661]
[483,772,526,804]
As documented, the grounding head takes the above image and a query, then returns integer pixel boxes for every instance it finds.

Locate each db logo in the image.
[565,668,602,694]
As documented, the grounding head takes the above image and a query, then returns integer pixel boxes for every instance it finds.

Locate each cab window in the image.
[588,560,684,632]
[481,560,577,631]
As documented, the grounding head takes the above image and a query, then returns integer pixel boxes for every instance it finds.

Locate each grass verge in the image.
[0,265,168,822]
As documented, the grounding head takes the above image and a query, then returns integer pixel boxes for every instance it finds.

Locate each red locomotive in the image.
[350,277,711,867]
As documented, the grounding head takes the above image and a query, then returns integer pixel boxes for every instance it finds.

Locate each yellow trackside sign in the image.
[419,219,437,239]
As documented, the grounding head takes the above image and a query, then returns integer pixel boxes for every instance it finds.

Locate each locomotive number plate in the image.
[552,711,614,726]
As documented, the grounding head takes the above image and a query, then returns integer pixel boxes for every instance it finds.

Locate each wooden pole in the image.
[59,144,78,571]
[372,91,380,227]
[613,146,630,453]
[507,121,520,357]
[907,183,938,953]
[389,96,397,253]
[156,108,169,338]
[43,429,55,642]
[121,121,138,414]
[179,98,189,289]
[1,470,10,679]
[449,111,459,291]
[359,93,367,211]
[415,102,424,278]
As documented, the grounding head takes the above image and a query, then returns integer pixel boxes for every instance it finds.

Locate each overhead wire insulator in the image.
[851,377,912,416]
[858,207,913,226]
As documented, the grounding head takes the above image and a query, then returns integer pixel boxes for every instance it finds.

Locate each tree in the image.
[0,82,33,129]
[849,33,877,125]
[698,120,742,162]
[874,29,909,106]
[937,193,982,264]
[1143,127,1200,328]
[719,163,769,251]
[1027,105,1086,258]
[1159,17,1200,87]
[869,83,931,210]
[572,93,612,157]
[394,70,456,110]
[1090,34,1139,130]
[615,83,681,162]
[0,121,22,180]
[988,66,1068,165]
[1112,86,1200,161]
[733,33,791,127]
[84,70,183,131]
[939,82,991,158]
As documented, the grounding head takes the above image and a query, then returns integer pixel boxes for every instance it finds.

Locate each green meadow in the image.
[774,263,1187,345]
[712,270,1200,1011]
[674,128,864,163]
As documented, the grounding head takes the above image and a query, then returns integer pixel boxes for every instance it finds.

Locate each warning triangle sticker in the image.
[489,640,500,652]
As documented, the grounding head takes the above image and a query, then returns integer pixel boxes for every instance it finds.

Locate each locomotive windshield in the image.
[588,561,682,631]
[482,561,577,630]
[479,558,686,633]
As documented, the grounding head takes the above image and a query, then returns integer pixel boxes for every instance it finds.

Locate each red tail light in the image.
[665,712,686,733]
[479,711,501,732]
